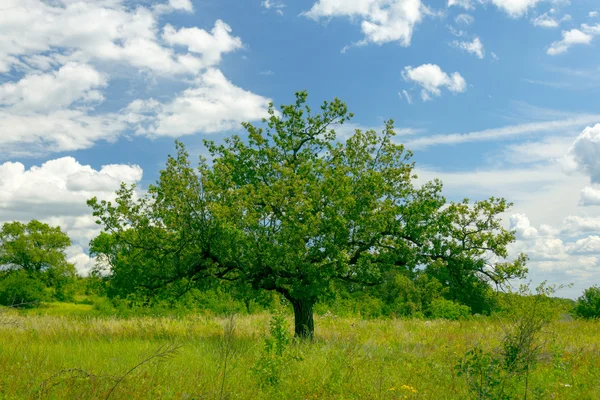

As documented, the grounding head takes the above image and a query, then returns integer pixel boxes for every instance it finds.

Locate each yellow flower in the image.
[400,384,417,393]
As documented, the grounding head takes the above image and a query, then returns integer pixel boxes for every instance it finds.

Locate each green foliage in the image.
[428,298,471,320]
[0,220,76,302]
[456,283,562,399]
[574,286,600,319]
[0,270,46,307]
[251,311,295,388]
[88,91,527,338]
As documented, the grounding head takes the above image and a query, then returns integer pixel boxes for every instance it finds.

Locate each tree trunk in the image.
[290,298,315,339]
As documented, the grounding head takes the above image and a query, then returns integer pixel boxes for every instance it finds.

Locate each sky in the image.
[1,0,599,298]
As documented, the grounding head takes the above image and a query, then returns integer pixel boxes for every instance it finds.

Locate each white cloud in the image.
[504,135,575,164]
[162,21,243,67]
[565,124,600,183]
[168,0,193,12]
[0,0,210,76]
[402,64,466,101]
[532,10,571,28]
[491,0,541,18]
[0,0,272,156]
[580,186,600,206]
[415,157,598,297]
[0,157,141,216]
[455,14,475,25]
[448,0,475,9]
[562,216,600,236]
[0,110,128,156]
[401,89,413,104]
[452,37,485,58]
[547,29,594,55]
[567,236,600,254]
[0,157,143,275]
[510,213,539,239]
[0,63,107,112]
[262,0,286,15]
[127,69,272,137]
[406,115,600,149]
[590,11,599,18]
[582,23,600,35]
[304,0,424,47]
[407,114,600,149]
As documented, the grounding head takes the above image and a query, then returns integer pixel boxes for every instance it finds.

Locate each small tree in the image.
[89,92,527,339]
[0,220,76,304]
[574,286,600,319]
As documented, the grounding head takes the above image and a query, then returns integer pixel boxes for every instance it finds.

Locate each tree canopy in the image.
[89,91,527,338]
[0,220,76,304]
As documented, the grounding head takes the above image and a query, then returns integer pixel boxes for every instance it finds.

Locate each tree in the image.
[574,286,600,319]
[0,220,76,303]
[88,91,527,338]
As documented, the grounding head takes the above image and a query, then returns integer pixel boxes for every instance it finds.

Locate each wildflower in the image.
[400,384,417,393]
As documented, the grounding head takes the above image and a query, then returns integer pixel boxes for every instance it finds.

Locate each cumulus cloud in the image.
[567,236,600,254]
[451,36,485,58]
[168,0,194,12]
[565,124,600,183]
[126,69,272,137]
[547,29,594,55]
[0,0,211,75]
[162,21,243,67]
[510,214,539,239]
[0,63,106,112]
[562,216,600,235]
[580,186,600,206]
[402,64,466,101]
[304,0,424,47]
[0,0,271,156]
[0,157,144,275]
[509,214,567,260]
[491,0,542,18]
[547,23,600,55]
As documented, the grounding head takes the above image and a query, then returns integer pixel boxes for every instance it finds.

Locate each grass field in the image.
[1,303,599,399]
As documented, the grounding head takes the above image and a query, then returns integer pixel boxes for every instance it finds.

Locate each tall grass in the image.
[0,307,599,399]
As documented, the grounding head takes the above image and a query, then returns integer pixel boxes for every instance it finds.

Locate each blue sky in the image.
[1,0,599,298]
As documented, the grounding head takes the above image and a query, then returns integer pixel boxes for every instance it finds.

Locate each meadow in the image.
[1,303,599,399]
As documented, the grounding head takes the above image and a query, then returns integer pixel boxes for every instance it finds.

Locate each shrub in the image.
[251,311,292,388]
[0,271,46,307]
[428,298,471,320]
[574,286,600,319]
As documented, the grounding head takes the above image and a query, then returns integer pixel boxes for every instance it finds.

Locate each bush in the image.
[574,286,600,319]
[428,298,471,320]
[0,271,46,307]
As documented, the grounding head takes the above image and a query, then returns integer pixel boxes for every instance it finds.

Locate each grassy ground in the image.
[1,304,599,399]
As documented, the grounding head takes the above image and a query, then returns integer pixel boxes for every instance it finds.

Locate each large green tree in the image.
[89,92,527,338]
[0,220,76,303]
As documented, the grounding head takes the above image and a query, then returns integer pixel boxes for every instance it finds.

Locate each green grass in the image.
[1,308,599,399]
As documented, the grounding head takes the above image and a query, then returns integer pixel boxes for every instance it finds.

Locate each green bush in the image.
[574,286,600,319]
[428,298,471,320]
[0,271,46,307]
